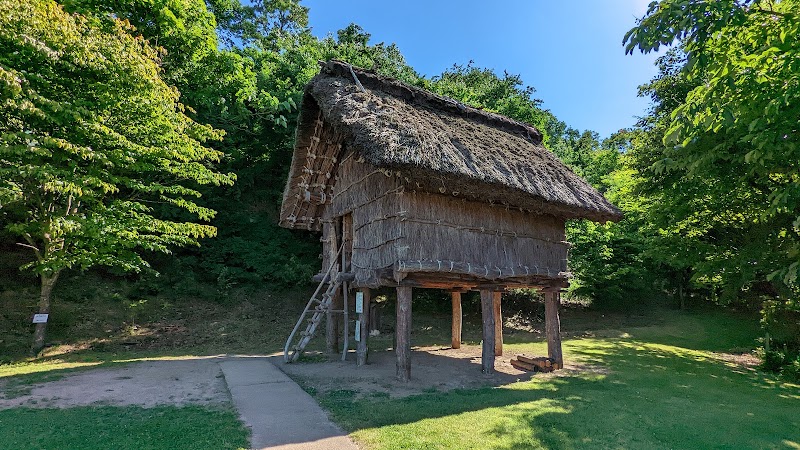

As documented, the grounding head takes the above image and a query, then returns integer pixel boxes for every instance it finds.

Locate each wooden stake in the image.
[451,291,462,349]
[480,289,495,374]
[396,286,412,382]
[493,291,503,356]
[357,288,371,366]
[544,291,563,369]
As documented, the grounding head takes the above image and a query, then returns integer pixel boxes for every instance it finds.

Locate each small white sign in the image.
[32,313,49,324]
[354,320,361,341]
[355,291,364,313]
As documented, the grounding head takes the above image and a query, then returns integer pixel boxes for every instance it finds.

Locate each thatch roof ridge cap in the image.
[320,59,544,145]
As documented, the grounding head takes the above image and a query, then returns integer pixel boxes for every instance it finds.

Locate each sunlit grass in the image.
[0,360,103,378]
[311,309,800,449]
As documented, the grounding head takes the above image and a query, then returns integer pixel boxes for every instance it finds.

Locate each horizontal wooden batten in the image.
[395,259,567,280]
[350,268,569,290]
[311,272,355,283]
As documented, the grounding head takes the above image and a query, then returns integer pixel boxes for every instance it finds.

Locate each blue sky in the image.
[302,0,662,139]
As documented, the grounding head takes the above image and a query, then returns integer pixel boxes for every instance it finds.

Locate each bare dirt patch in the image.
[714,351,761,369]
[277,344,604,398]
[0,357,231,409]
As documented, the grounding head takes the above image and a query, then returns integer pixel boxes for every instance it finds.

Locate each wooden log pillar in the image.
[324,220,340,354]
[493,291,503,356]
[325,289,341,354]
[544,290,564,370]
[396,286,412,382]
[480,289,496,374]
[356,288,371,366]
[451,291,462,349]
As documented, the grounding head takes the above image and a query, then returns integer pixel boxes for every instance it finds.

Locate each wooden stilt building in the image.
[280,60,621,381]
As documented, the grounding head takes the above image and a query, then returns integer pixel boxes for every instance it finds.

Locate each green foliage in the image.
[623,0,800,373]
[626,0,800,288]
[563,136,656,308]
[0,0,234,278]
[169,11,422,287]
[207,0,310,50]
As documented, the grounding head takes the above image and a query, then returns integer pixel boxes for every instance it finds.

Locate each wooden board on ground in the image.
[512,355,555,373]
[510,359,536,372]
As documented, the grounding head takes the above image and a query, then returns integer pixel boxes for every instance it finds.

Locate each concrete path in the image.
[219,357,358,450]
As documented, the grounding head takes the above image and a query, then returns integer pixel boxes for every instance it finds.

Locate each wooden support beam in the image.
[493,291,503,356]
[325,288,341,354]
[356,288,371,366]
[480,289,495,374]
[325,220,340,355]
[451,291,462,349]
[396,286,412,382]
[544,291,563,370]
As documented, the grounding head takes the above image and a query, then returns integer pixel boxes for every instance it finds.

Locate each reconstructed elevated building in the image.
[280,60,621,380]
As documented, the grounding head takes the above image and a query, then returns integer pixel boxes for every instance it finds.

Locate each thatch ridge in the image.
[318,60,544,145]
[283,60,622,225]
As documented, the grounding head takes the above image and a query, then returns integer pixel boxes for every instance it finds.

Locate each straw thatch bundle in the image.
[280,60,621,230]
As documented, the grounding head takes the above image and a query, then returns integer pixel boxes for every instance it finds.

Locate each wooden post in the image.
[396,286,412,382]
[369,301,381,333]
[480,289,495,374]
[544,290,563,369]
[325,221,339,354]
[356,288,371,366]
[493,291,503,356]
[341,282,349,361]
[325,288,341,354]
[451,291,462,349]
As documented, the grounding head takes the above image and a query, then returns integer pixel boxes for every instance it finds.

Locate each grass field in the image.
[2,271,798,449]
[310,310,800,450]
[0,406,248,450]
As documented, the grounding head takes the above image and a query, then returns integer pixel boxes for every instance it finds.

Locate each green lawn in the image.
[0,406,249,450]
[312,310,800,449]
[3,291,798,449]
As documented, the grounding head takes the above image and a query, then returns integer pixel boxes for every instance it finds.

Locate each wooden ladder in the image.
[284,243,344,363]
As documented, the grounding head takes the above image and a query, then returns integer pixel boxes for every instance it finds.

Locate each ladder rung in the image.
[286,279,343,360]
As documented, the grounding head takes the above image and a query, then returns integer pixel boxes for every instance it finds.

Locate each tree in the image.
[625,0,800,289]
[0,0,234,353]
[625,0,800,371]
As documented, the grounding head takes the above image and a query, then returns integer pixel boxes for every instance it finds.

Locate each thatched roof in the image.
[280,60,622,227]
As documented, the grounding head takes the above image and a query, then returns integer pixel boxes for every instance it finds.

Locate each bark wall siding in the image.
[327,155,404,284]
[399,190,567,275]
[321,155,568,282]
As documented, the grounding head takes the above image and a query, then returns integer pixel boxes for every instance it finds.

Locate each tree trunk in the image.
[31,272,59,355]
